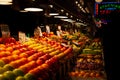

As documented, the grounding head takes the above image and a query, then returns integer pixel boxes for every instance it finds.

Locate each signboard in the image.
[94,2,120,22]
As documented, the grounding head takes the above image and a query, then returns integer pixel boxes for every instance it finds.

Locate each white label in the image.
[56,31,61,37]
[37,26,42,37]
[46,25,50,34]
[18,31,26,43]
[75,29,77,33]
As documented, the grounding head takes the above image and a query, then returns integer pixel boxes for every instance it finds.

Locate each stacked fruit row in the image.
[69,38,106,80]
[0,38,73,80]
[76,54,104,70]
[69,70,106,80]
[82,38,102,54]
[68,54,105,80]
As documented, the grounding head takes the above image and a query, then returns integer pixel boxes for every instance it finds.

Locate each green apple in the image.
[16,76,25,80]
[0,67,5,74]
[3,64,14,71]
[24,73,36,80]
[0,60,5,67]
[3,71,16,80]
[13,69,24,76]
[0,74,8,80]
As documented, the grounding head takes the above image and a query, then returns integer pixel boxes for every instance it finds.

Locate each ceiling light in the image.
[61,19,75,22]
[0,2,12,5]
[20,10,28,12]
[0,0,12,2]
[49,13,59,16]
[0,0,12,5]
[76,22,87,26]
[66,13,69,16]
[75,1,78,4]
[54,16,68,18]
[95,0,103,3]
[70,15,73,18]
[61,9,64,12]
[24,8,43,12]
[49,5,53,8]
[77,4,80,7]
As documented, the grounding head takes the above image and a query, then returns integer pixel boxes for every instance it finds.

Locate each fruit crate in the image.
[71,77,107,80]
[69,70,107,80]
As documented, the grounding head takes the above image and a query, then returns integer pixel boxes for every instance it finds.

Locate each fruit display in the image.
[82,38,103,54]
[69,70,106,80]
[76,54,104,70]
[0,37,16,44]
[0,38,74,80]
[0,29,107,80]
[69,38,107,80]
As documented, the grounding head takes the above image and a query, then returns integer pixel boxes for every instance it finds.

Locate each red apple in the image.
[1,57,10,64]
[12,54,19,60]
[25,50,36,56]
[6,47,13,52]
[36,59,44,65]
[60,47,67,52]
[19,47,28,52]
[12,50,20,55]
[12,44,21,50]
[19,65,29,74]
[0,51,11,58]
[28,52,45,61]
[28,67,41,77]
[19,53,29,58]
[6,56,15,62]
[15,58,28,68]
[9,61,18,68]
[38,54,51,61]
[45,56,58,65]
[40,63,49,69]
[63,47,73,54]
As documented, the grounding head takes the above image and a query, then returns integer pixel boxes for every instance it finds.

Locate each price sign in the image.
[95,2,120,16]
[37,26,42,37]
[0,24,10,38]
[18,31,26,43]
[56,31,61,37]
[46,25,50,34]
[94,2,120,22]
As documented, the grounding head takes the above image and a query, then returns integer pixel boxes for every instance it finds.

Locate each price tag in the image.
[58,25,61,30]
[75,29,77,33]
[0,24,10,38]
[61,43,69,47]
[18,31,26,43]
[1,31,10,38]
[37,26,42,37]
[56,31,61,37]
[46,25,50,34]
